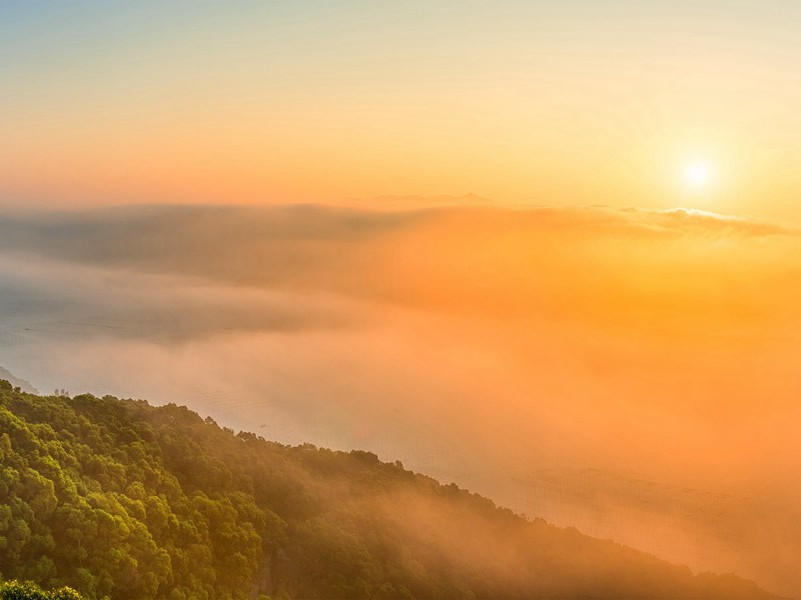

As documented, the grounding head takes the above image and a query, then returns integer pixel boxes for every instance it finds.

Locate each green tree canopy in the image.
[0,381,773,600]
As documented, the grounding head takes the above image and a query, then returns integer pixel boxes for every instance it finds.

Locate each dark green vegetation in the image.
[0,580,81,599]
[0,380,771,599]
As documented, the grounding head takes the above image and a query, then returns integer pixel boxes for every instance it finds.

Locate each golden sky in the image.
[3,1,801,219]
[3,2,801,596]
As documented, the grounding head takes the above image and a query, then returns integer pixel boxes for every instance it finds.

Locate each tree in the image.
[0,580,82,599]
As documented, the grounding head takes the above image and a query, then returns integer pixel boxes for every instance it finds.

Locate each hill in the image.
[0,367,37,395]
[340,194,494,211]
[0,380,772,600]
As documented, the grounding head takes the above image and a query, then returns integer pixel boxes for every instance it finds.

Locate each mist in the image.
[1,203,799,595]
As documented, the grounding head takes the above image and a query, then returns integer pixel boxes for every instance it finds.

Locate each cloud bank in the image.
[1,203,800,595]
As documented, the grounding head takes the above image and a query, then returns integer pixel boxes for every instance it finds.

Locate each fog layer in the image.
[1,203,798,595]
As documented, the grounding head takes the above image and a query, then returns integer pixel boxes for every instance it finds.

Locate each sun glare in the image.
[683,160,712,188]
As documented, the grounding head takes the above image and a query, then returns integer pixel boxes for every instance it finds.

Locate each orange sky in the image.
[3,2,801,220]
[2,1,801,596]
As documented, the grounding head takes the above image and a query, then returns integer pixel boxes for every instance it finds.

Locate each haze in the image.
[2,1,801,598]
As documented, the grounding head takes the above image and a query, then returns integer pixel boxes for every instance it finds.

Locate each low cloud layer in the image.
[1,203,800,595]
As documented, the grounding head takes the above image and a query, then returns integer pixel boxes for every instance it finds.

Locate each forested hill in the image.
[0,368,37,395]
[0,381,772,600]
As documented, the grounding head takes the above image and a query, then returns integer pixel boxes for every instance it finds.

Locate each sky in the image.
[3,1,801,597]
[3,1,801,218]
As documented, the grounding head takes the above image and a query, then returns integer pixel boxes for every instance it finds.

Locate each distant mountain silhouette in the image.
[344,193,494,210]
[0,366,37,394]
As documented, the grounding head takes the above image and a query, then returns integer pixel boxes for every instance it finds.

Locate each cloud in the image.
[0,204,795,325]
[638,207,795,237]
[0,253,359,348]
[1,202,801,595]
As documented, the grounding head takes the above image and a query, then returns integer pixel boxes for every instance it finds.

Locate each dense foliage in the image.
[0,380,771,599]
[0,580,81,600]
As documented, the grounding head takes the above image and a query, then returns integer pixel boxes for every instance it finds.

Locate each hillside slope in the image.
[0,367,37,395]
[0,381,772,599]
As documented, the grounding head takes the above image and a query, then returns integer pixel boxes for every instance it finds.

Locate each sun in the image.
[683,160,712,188]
